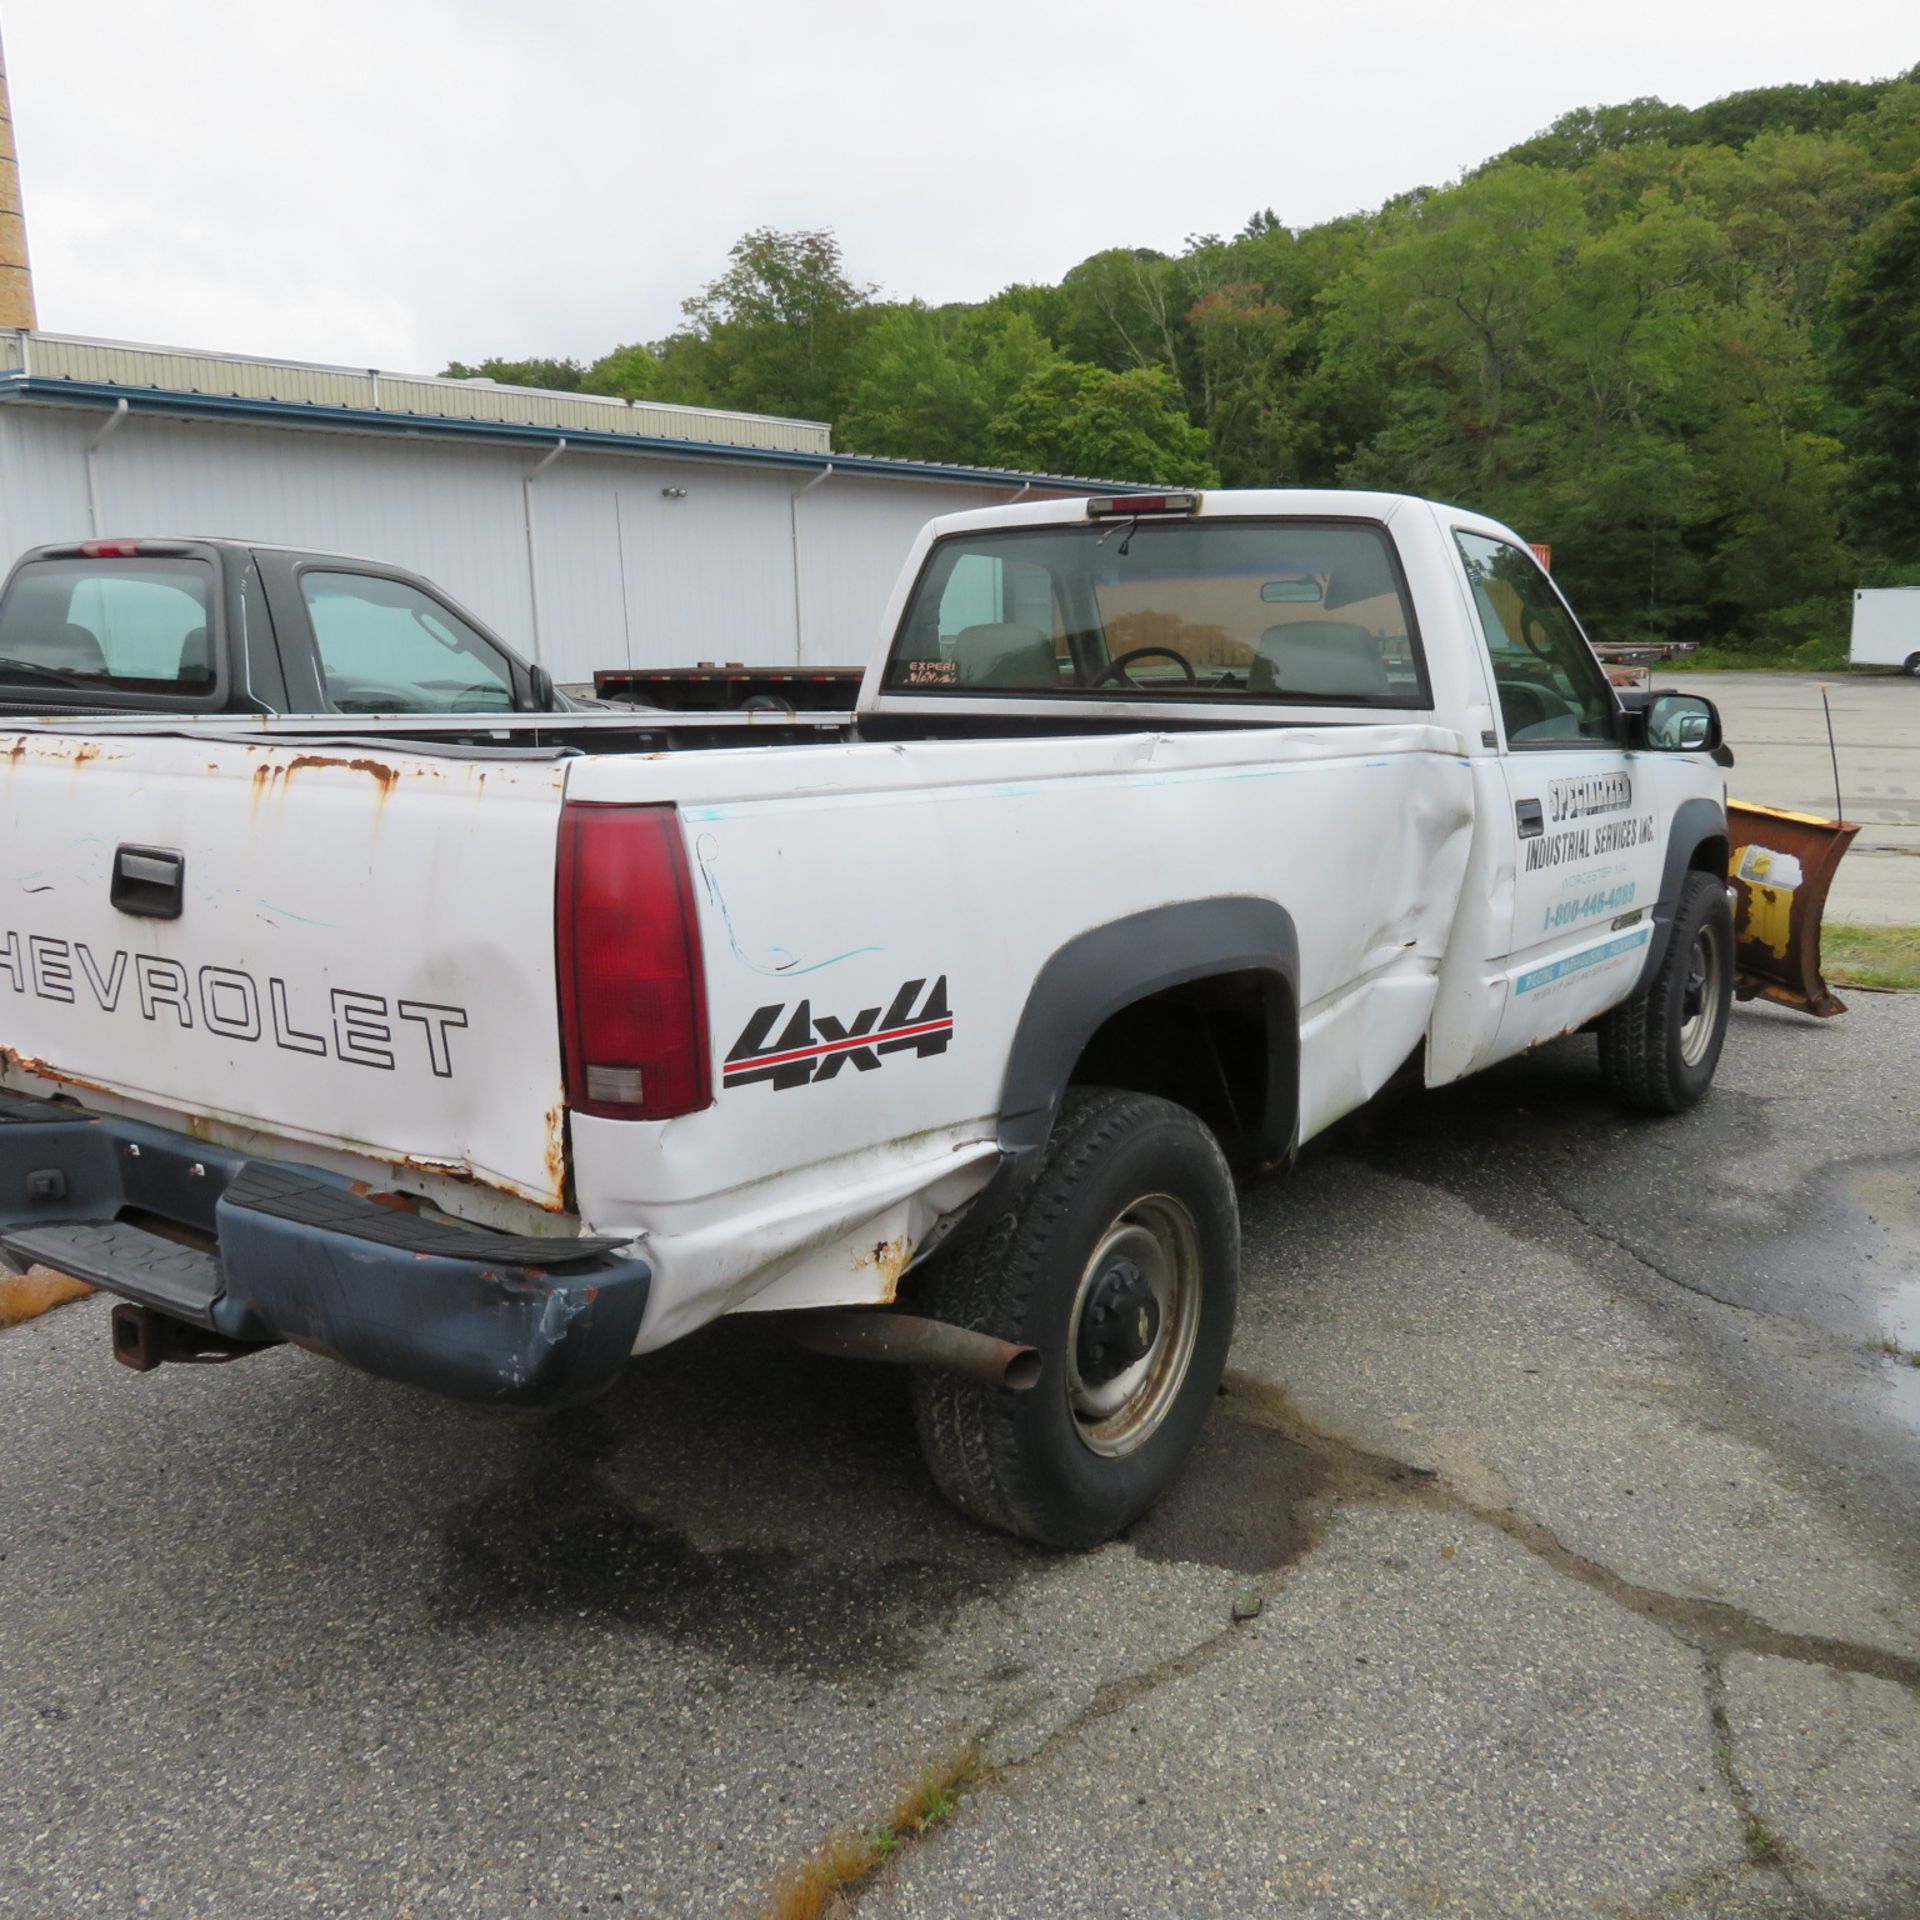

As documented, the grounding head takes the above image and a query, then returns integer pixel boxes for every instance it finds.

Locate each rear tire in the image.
[911,1089,1238,1548]
[1596,870,1734,1113]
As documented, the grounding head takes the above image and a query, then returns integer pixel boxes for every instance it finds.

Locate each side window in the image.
[1455,531,1616,748]
[0,558,217,695]
[301,572,516,714]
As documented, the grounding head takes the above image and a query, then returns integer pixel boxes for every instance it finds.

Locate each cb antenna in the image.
[1820,685,1844,821]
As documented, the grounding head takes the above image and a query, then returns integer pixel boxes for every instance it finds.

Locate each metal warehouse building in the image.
[0,331,1142,685]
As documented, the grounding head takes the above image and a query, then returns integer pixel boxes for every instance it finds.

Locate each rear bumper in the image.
[0,1091,650,1406]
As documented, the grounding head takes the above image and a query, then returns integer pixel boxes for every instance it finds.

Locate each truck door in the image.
[1454,530,1669,1058]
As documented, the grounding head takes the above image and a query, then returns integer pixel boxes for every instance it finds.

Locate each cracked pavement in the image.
[4,995,1919,1918]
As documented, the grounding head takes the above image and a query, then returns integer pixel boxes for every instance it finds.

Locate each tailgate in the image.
[0,731,571,1210]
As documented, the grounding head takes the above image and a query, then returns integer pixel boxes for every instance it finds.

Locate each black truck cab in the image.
[0,537,562,716]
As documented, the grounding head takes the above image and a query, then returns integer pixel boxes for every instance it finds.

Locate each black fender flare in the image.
[929,900,1300,1267]
[1634,796,1730,993]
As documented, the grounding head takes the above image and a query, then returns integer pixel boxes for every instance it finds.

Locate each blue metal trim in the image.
[0,373,1157,495]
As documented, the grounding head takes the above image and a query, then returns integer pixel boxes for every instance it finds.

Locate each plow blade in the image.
[1726,801,1859,1018]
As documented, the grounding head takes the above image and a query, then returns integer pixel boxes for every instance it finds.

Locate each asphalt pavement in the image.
[4,994,1918,1918]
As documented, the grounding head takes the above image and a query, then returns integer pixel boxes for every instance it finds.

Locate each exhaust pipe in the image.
[786,1311,1040,1390]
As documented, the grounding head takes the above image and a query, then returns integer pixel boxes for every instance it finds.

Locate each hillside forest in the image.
[448,71,1920,662]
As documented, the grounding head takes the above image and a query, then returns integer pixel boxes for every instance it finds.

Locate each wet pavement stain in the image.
[435,1397,1018,1679]
[1744,1156,1920,1429]
[1125,1412,1327,1573]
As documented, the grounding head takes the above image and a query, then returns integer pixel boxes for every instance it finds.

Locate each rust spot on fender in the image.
[0,1044,116,1100]
[854,1234,913,1297]
[543,1101,569,1213]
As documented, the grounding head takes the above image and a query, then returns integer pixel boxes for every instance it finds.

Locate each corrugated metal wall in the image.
[0,404,1016,681]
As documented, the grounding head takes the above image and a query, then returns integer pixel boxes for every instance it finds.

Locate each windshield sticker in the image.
[724,976,952,1091]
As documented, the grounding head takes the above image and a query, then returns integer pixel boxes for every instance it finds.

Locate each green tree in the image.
[1183,281,1298,484]
[839,305,1058,463]
[439,356,585,391]
[1829,179,1920,565]
[580,342,660,400]
[985,362,1218,485]
[1492,97,1690,170]
[667,227,875,421]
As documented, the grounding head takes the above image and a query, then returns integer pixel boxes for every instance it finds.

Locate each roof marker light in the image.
[1086,493,1201,519]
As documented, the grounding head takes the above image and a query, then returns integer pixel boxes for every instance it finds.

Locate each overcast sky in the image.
[7,0,1915,375]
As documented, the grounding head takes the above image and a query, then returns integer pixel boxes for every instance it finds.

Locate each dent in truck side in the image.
[563,718,1474,1350]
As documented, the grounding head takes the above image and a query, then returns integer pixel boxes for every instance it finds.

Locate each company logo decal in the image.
[0,930,469,1075]
[724,976,952,1091]
[1548,772,1633,822]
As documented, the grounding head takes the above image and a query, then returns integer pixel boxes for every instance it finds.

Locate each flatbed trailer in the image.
[592,663,862,712]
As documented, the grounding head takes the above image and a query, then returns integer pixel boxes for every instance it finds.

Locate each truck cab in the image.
[0,537,563,716]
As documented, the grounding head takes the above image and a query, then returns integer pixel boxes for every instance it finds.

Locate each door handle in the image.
[111,845,185,919]
[1514,799,1544,839]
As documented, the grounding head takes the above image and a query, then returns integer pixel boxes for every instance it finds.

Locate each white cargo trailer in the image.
[1850,587,1920,673]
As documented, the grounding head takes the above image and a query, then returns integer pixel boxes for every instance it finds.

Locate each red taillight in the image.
[79,539,143,557]
[556,803,711,1121]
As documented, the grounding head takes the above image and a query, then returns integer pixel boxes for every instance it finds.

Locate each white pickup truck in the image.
[0,490,1733,1545]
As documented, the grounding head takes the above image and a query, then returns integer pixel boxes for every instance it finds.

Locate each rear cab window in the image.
[300,571,517,714]
[882,518,1429,708]
[0,557,220,702]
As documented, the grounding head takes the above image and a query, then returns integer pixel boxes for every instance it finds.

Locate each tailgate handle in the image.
[111,845,185,919]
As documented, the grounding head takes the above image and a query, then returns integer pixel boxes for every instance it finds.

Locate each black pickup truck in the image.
[0,537,568,717]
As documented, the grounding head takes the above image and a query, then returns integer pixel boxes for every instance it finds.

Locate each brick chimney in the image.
[0,27,37,332]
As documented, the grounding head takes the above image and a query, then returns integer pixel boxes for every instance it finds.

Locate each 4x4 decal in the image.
[724,976,952,1091]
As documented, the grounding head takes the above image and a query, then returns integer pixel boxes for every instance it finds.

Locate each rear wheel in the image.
[1596,870,1734,1113]
[911,1089,1239,1548]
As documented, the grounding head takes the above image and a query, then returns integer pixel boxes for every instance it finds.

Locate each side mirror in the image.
[527,663,556,711]
[1637,690,1721,753]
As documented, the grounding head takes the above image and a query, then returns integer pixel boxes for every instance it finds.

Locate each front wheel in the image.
[1596,870,1734,1113]
[911,1089,1239,1548]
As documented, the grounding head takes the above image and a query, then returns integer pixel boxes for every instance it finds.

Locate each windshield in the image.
[882,518,1426,706]
[0,557,219,697]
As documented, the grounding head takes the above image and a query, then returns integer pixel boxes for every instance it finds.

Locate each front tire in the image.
[1596,870,1734,1113]
[911,1089,1239,1548]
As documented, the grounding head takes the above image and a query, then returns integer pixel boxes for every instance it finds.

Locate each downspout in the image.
[789,462,834,665]
[84,397,129,535]
[521,438,567,665]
